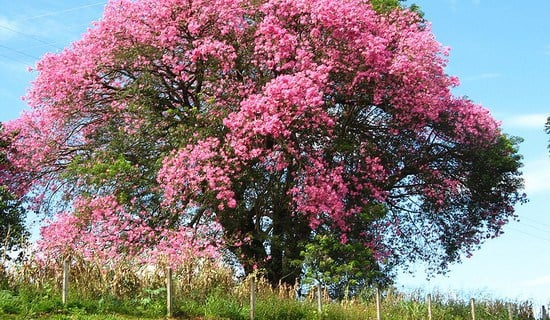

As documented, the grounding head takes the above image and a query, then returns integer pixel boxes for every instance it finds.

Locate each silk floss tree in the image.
[2,0,525,287]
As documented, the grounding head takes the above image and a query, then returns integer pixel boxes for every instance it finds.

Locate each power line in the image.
[15,2,107,22]
[0,2,108,65]
[0,24,61,51]
[0,44,39,61]
[0,52,32,66]
[521,216,550,228]
[508,227,550,243]
[517,220,550,234]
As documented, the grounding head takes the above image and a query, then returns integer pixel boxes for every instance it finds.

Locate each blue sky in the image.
[397,0,550,305]
[1,0,549,304]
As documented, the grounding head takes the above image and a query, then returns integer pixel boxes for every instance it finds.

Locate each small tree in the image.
[300,204,391,299]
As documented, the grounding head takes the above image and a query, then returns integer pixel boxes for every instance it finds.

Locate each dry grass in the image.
[0,254,543,319]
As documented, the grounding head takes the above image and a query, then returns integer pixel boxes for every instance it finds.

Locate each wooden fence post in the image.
[375,287,382,320]
[166,267,173,318]
[250,276,256,320]
[62,259,69,305]
[507,303,513,320]
[317,281,323,318]
[427,294,432,320]
[470,298,476,320]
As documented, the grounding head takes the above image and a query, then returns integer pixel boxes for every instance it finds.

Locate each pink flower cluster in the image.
[36,195,222,269]
[158,137,237,211]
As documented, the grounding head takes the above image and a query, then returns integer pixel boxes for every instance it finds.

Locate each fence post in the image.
[507,303,513,320]
[166,267,173,318]
[427,294,432,320]
[250,276,256,320]
[375,287,382,320]
[317,281,323,318]
[470,298,476,320]
[62,259,69,305]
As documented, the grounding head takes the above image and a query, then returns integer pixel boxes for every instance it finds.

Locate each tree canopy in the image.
[2,0,525,286]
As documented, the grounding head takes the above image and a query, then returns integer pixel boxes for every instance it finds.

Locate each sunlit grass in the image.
[0,258,541,319]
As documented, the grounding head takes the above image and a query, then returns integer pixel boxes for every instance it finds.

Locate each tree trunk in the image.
[265,206,310,287]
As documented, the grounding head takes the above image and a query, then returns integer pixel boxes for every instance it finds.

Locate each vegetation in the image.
[0,187,28,263]
[0,1,537,320]
[0,257,541,320]
[1,0,525,290]
[0,123,29,290]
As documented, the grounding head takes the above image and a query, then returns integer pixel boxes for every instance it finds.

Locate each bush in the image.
[0,289,20,314]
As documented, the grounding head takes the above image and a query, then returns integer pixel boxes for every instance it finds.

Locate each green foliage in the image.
[0,123,29,266]
[370,0,404,12]
[255,295,312,320]
[370,0,424,17]
[0,187,28,253]
[0,286,63,318]
[0,289,20,314]
[203,291,245,320]
[301,234,382,299]
[176,298,203,318]
[300,204,391,299]
[0,180,536,320]
[0,281,540,320]
[65,154,137,184]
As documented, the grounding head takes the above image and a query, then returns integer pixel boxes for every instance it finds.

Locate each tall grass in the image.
[0,256,543,319]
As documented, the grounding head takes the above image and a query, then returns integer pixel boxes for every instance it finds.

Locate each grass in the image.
[0,257,542,320]
[0,284,540,320]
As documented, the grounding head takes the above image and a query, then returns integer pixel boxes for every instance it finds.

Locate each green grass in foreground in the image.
[0,285,540,320]
[0,260,540,320]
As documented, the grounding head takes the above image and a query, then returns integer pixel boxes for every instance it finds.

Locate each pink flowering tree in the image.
[2,0,525,286]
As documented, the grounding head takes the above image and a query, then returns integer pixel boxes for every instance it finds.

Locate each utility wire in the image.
[521,216,550,228]
[508,227,550,243]
[0,44,39,61]
[0,52,31,66]
[15,2,107,22]
[0,24,61,51]
[0,3,107,64]
[517,221,550,234]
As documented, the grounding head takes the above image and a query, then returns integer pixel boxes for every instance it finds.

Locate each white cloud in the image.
[523,158,550,195]
[504,113,549,129]
[465,73,501,81]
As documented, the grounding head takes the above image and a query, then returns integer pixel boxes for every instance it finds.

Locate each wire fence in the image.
[55,259,548,320]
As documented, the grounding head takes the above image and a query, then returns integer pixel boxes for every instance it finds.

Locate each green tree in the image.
[300,205,392,299]
[0,187,28,258]
[0,124,29,266]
